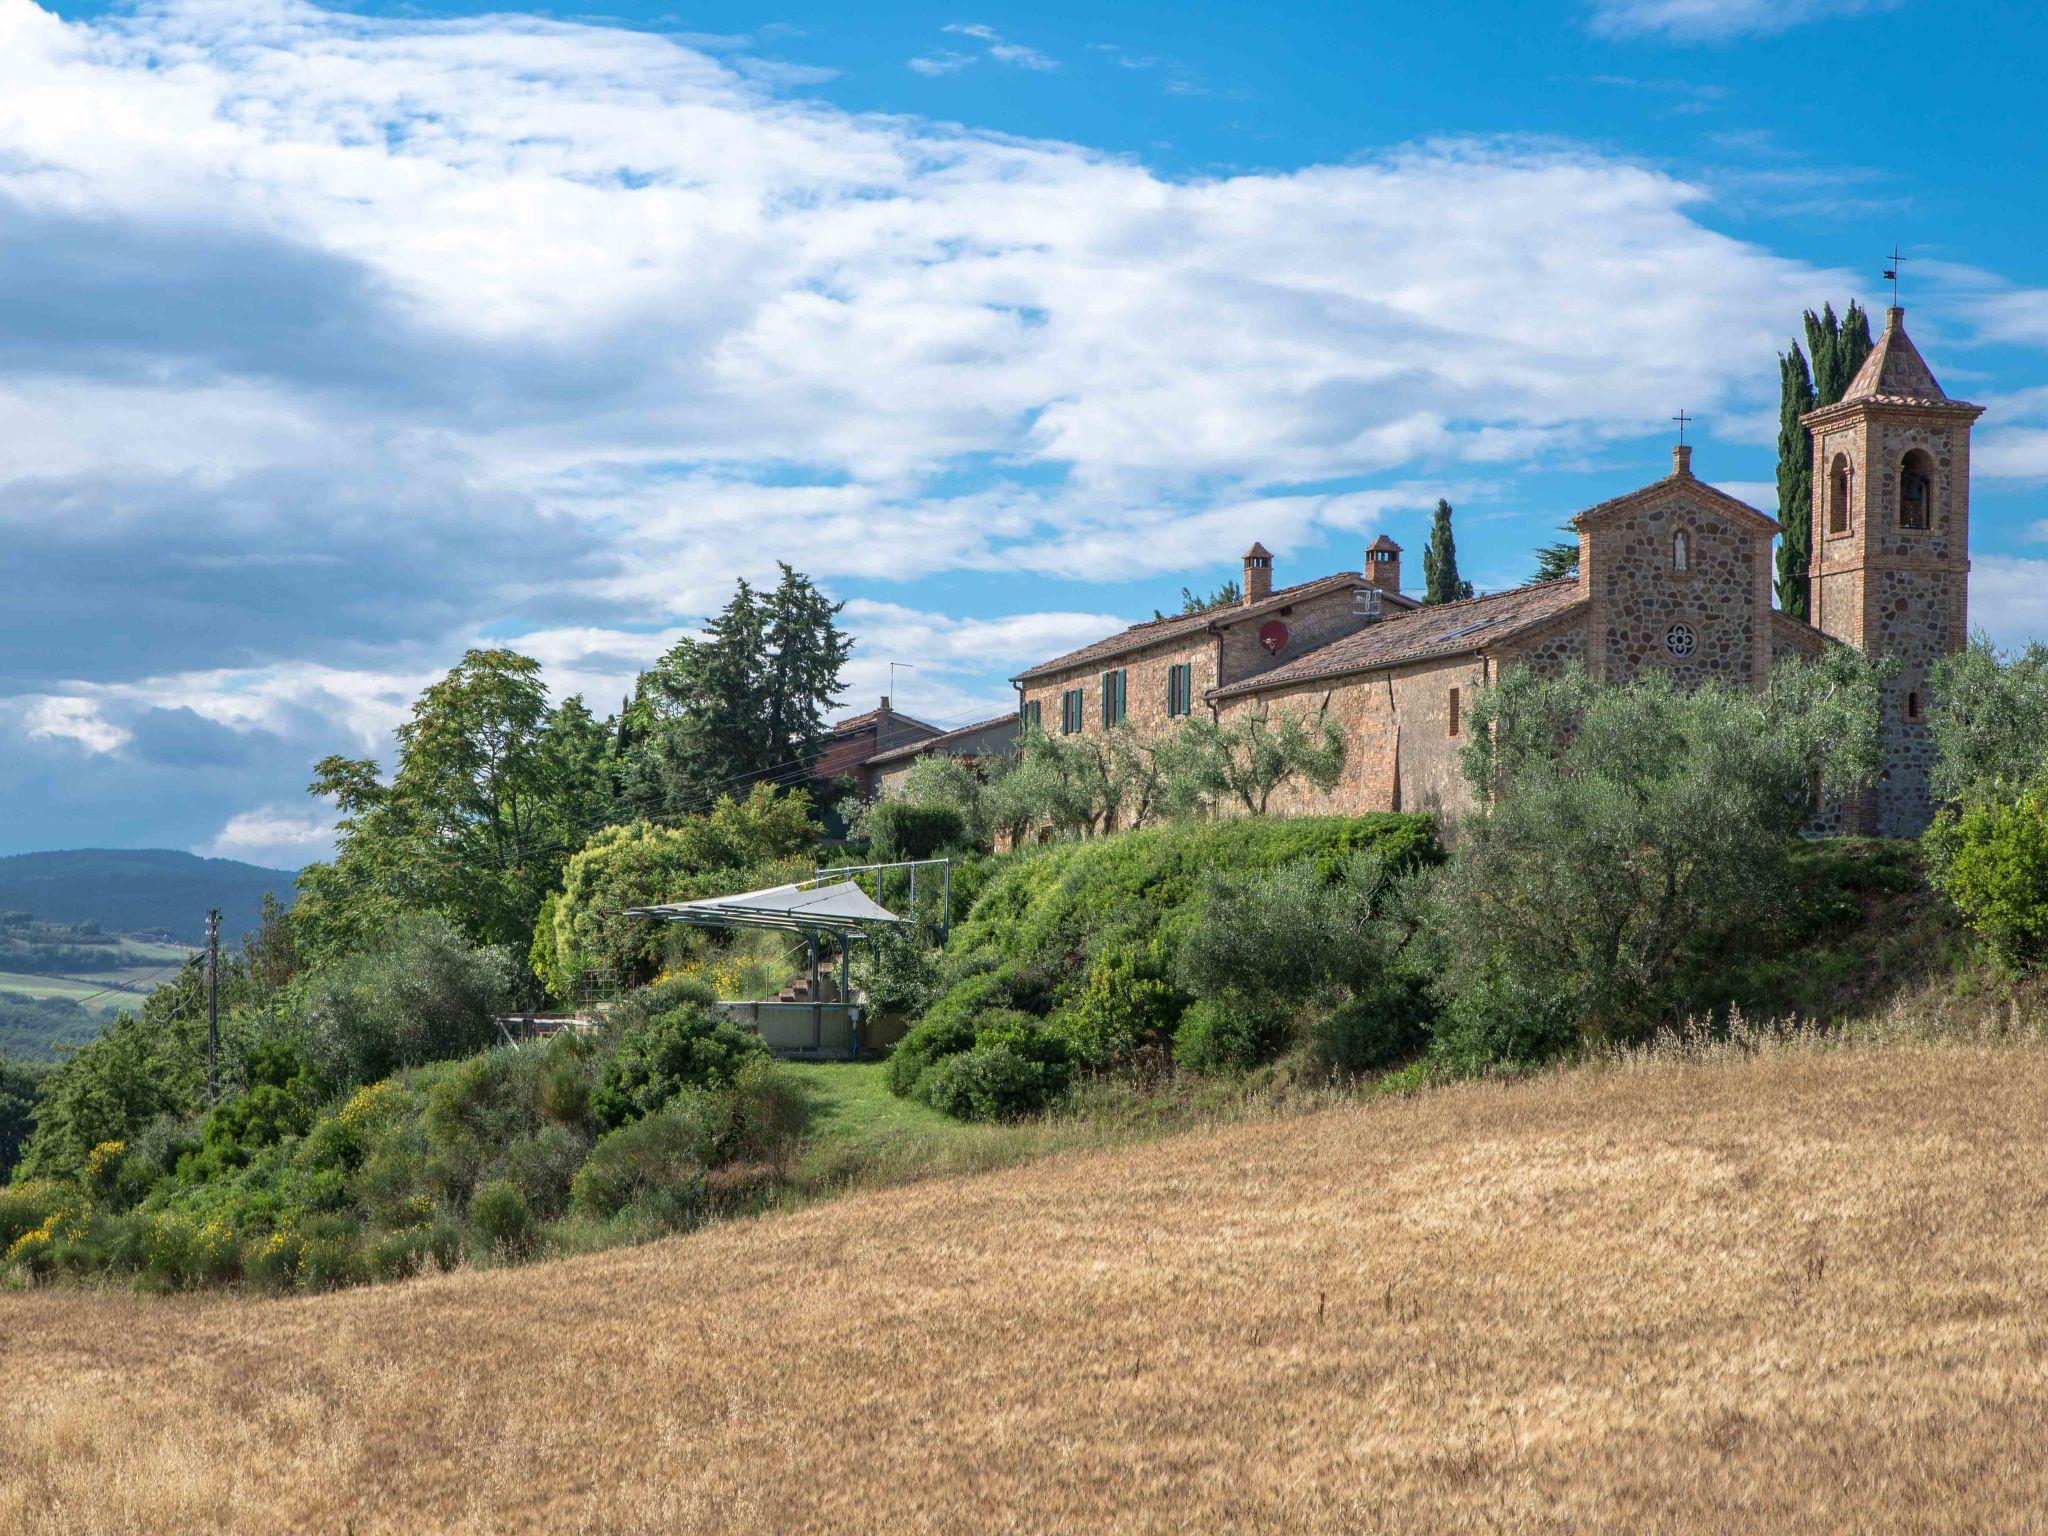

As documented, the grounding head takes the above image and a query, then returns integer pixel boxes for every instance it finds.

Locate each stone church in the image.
[1012,306,1978,836]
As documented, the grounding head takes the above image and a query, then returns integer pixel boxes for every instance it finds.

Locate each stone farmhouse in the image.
[1011,306,1978,837]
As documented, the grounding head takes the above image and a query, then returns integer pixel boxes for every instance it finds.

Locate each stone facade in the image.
[866,713,1019,800]
[1213,653,1489,820]
[1581,446,1776,693]
[1804,307,1982,837]
[1008,317,1982,837]
[1014,553,1412,744]
[1017,627,1219,745]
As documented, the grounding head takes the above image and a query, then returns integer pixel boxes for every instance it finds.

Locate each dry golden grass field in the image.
[7,1041,2048,1534]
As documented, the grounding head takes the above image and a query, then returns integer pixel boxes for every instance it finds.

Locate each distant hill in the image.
[0,849,297,946]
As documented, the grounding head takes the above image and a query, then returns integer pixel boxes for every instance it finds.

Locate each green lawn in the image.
[781,1061,1041,1193]
[776,1058,1321,1202]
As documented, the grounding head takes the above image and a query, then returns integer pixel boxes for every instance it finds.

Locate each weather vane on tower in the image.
[1884,245,1903,307]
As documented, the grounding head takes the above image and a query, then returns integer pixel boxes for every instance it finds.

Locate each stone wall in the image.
[1495,608,1587,676]
[1017,584,1376,747]
[1212,653,1488,820]
[1584,486,1772,693]
[1215,586,1379,690]
[1016,631,1217,743]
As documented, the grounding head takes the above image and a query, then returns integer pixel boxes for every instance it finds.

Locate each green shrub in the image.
[469,1178,534,1256]
[714,1059,809,1168]
[537,1030,598,1130]
[0,1179,68,1253]
[296,914,512,1089]
[1309,980,1430,1074]
[483,1125,587,1222]
[1173,997,1291,1074]
[363,1224,455,1282]
[928,816,1439,1056]
[914,1043,1065,1122]
[1424,971,1579,1076]
[1058,943,1181,1068]
[848,924,944,1022]
[242,1227,305,1292]
[297,1231,361,1292]
[1930,787,2048,963]
[591,996,768,1131]
[570,1109,708,1224]
[0,1059,43,1184]
[884,1012,977,1098]
[178,1041,317,1183]
[865,800,969,862]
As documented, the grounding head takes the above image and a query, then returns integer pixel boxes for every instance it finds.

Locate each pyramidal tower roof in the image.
[1841,306,1955,407]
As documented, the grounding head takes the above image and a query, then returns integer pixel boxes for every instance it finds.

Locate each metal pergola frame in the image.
[623,876,907,1050]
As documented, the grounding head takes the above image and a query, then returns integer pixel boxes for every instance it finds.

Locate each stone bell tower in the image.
[1804,306,1983,836]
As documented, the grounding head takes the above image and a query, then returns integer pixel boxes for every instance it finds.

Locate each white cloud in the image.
[908,51,974,76]
[23,696,131,754]
[1585,0,1899,41]
[201,805,335,866]
[0,2,1847,616]
[0,0,1949,848]
[1711,479,1777,510]
[937,21,1056,70]
[1971,556,2048,651]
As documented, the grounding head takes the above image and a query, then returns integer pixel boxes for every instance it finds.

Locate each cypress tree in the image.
[1422,499,1473,604]
[1773,342,1817,619]
[1772,301,1873,619]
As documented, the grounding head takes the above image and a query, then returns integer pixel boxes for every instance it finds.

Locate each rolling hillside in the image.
[5,1040,2044,1533]
[0,849,295,946]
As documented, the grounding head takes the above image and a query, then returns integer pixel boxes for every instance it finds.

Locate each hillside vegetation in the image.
[5,1038,2046,1534]
[0,850,294,945]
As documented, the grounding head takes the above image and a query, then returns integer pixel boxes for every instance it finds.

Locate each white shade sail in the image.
[624,879,901,935]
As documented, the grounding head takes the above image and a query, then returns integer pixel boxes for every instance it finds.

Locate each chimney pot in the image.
[1364,535,1403,599]
[1672,444,1693,478]
[1241,542,1274,605]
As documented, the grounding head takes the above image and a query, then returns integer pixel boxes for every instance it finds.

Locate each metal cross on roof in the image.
[1884,245,1903,307]
[1672,409,1691,447]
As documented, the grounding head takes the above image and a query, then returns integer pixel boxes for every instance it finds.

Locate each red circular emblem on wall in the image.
[1258,619,1289,653]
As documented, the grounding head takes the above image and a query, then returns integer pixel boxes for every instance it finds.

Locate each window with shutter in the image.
[1099,669,1127,726]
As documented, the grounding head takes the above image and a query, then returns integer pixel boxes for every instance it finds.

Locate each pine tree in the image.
[1531,526,1579,583]
[1422,499,1474,604]
[1772,302,1873,618]
[759,563,854,781]
[624,569,851,819]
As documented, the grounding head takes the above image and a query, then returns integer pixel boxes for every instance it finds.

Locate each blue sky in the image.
[6,0,2048,866]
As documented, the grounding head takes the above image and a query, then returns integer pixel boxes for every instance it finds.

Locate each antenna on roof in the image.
[887,660,915,703]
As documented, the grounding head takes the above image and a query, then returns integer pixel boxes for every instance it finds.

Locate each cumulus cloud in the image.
[23,696,131,755]
[202,806,336,867]
[1585,0,1899,41]
[1971,556,2048,653]
[0,0,1967,853]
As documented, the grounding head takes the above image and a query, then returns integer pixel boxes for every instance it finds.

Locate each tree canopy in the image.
[623,565,851,821]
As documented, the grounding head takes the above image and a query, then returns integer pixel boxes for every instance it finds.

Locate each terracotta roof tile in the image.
[1012,572,1415,684]
[862,713,1018,768]
[827,707,941,738]
[1210,579,1585,699]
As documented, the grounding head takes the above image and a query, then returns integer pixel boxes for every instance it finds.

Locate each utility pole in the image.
[205,908,221,1106]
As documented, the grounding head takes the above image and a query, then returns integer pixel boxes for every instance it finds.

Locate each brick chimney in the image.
[1672,443,1693,478]
[875,694,894,750]
[1365,535,1402,598]
[1241,542,1273,605]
